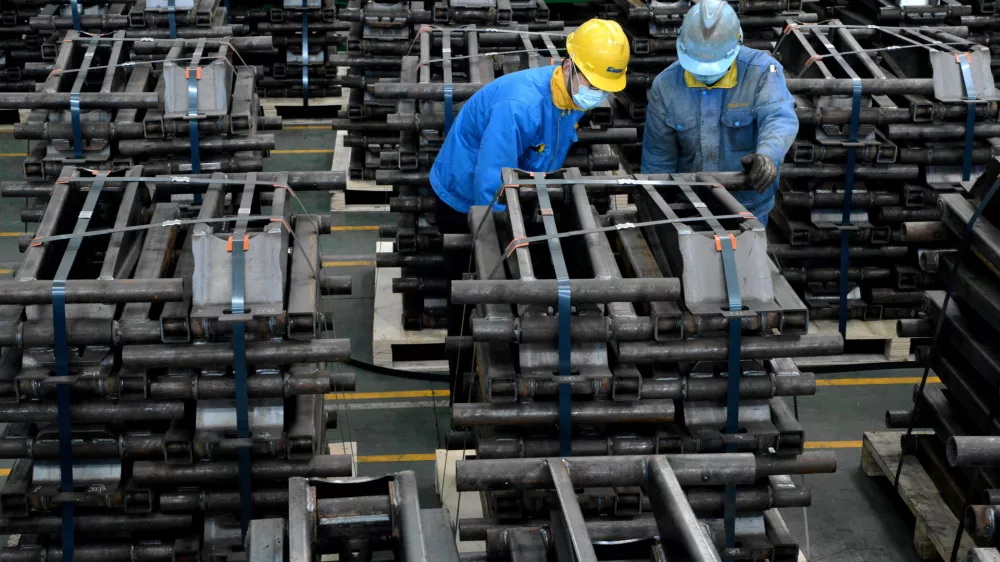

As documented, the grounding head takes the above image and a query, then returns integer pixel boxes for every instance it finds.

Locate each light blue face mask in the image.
[692,69,729,85]
[571,65,609,110]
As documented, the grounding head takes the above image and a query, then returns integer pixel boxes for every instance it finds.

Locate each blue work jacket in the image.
[430,65,584,213]
[641,47,798,224]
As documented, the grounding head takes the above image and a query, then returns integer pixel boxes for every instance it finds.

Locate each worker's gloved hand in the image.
[740,154,778,193]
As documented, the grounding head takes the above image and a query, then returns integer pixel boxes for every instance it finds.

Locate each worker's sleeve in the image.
[641,74,679,174]
[753,63,798,165]
[471,100,538,209]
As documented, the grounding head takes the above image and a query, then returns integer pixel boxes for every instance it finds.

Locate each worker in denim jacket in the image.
[640,0,798,225]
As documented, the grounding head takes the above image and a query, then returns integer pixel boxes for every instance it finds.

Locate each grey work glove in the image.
[740,153,778,193]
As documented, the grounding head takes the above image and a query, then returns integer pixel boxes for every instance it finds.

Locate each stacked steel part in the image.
[357,25,630,329]
[598,0,817,129]
[817,0,1000,41]
[448,167,842,461]
[453,452,837,560]
[244,474,461,562]
[764,22,1000,321]
[0,166,357,560]
[889,157,1000,556]
[227,0,349,99]
[0,29,279,183]
[0,0,242,97]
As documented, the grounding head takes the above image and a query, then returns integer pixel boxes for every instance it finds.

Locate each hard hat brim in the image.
[677,49,738,77]
[578,65,628,93]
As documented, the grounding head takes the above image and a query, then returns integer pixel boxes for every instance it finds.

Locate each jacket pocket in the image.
[721,110,755,153]
[664,113,699,154]
[520,144,549,171]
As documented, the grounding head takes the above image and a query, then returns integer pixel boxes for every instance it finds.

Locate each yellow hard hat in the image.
[565,19,630,93]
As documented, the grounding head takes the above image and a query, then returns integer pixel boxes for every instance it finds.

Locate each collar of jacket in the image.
[550,66,582,112]
[684,62,738,90]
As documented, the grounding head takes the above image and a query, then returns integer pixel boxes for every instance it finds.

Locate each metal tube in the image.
[121,339,351,368]
[0,279,185,304]
[117,135,275,156]
[947,436,1000,467]
[132,455,354,485]
[0,92,160,109]
[0,513,192,533]
[455,452,836,490]
[648,456,722,562]
[618,334,843,364]
[451,400,675,426]
[451,279,681,304]
[0,401,184,422]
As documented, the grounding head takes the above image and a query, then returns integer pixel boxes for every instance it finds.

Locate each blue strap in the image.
[444,84,454,136]
[301,0,310,107]
[557,278,571,456]
[70,0,80,30]
[187,68,201,174]
[231,228,252,538]
[957,53,977,182]
[531,174,573,456]
[224,0,230,23]
[51,171,107,562]
[53,280,74,562]
[837,78,863,337]
[167,0,177,39]
[70,92,83,160]
[719,235,742,558]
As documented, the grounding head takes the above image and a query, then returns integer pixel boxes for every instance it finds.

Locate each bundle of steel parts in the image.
[763,21,1000,324]
[0,28,281,183]
[0,166,359,561]
[815,0,1000,39]
[438,167,843,560]
[888,156,1000,559]
[0,0,245,98]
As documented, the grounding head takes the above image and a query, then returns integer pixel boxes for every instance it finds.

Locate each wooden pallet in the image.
[793,319,916,369]
[329,130,394,212]
[372,241,448,373]
[861,431,975,560]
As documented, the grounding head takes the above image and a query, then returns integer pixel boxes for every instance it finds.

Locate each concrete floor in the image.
[0,127,936,561]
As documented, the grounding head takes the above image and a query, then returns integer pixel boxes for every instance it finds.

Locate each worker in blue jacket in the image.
[641,0,798,225]
[429,18,630,234]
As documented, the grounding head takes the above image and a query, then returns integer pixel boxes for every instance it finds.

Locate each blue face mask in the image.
[573,85,609,110]
[692,69,729,85]
[570,65,609,110]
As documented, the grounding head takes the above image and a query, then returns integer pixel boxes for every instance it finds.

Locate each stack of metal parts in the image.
[227,0,349,99]
[889,157,1000,559]
[0,166,357,561]
[0,0,241,97]
[817,0,1000,40]
[765,22,1000,321]
[443,167,842,559]
[598,0,817,129]
[244,474,462,562]
[0,29,279,184]
[354,23,630,329]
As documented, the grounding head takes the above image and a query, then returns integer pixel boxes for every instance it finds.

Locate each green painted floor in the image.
[0,128,931,560]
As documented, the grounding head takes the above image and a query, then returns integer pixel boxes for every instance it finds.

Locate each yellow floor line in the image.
[0,269,11,275]
[0,153,25,157]
[357,453,437,463]
[805,440,863,449]
[272,149,334,154]
[327,389,450,400]
[0,232,23,237]
[0,468,9,476]
[330,225,379,232]
[322,260,374,267]
[816,376,940,387]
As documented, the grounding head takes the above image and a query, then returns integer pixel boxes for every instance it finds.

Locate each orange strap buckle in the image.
[185,67,202,80]
[714,233,737,252]
[227,234,250,252]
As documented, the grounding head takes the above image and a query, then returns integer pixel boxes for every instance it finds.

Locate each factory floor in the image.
[0,127,931,561]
